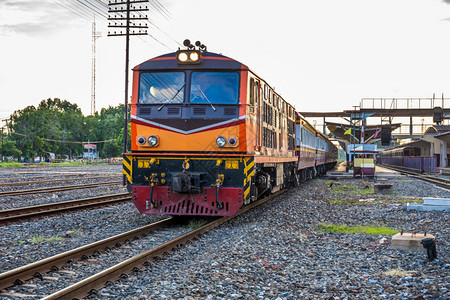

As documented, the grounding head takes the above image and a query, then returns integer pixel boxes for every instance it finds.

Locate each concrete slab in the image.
[423,197,450,206]
[391,233,435,251]
[374,183,393,193]
[324,172,354,179]
[404,203,450,212]
[405,197,450,211]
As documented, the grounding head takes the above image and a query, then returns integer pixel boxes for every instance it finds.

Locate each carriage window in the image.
[190,72,239,104]
[139,72,185,104]
[250,78,255,105]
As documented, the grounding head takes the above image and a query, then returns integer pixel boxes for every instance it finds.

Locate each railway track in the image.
[0,180,122,197]
[0,175,119,187]
[379,164,450,190]
[0,193,131,225]
[0,190,284,299]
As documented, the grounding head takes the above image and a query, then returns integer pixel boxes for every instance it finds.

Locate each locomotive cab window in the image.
[138,72,185,104]
[190,72,239,104]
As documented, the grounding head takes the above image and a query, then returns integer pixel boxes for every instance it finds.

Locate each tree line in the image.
[2,98,129,161]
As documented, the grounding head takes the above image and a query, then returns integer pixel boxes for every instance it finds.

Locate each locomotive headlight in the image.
[137,136,146,145]
[177,52,188,62]
[148,135,159,147]
[216,136,227,147]
[177,50,202,64]
[189,52,199,62]
[228,137,238,146]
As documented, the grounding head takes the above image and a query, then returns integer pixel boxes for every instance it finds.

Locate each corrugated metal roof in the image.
[424,125,450,134]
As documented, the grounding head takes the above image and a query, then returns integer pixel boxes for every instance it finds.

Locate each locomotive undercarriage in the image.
[253,162,298,198]
[125,155,303,216]
[127,156,254,216]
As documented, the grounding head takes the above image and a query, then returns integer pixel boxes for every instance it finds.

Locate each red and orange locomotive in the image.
[123,40,337,216]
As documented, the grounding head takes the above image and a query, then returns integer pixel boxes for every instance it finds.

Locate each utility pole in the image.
[91,17,102,115]
[108,0,149,185]
[1,127,3,162]
[1,119,8,162]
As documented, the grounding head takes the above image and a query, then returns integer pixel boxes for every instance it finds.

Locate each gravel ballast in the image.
[0,165,449,299]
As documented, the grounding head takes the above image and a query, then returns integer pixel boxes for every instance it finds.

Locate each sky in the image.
[1,0,450,127]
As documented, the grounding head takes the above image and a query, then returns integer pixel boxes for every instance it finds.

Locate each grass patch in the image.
[0,161,23,168]
[328,182,374,196]
[186,218,208,229]
[38,161,87,167]
[329,199,364,205]
[318,223,400,235]
[30,235,64,244]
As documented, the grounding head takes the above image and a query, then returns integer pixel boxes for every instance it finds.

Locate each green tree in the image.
[96,104,129,157]
[8,99,126,160]
[1,136,22,159]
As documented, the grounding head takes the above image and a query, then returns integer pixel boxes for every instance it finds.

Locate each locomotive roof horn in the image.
[183,39,195,49]
[182,39,207,52]
[195,40,207,52]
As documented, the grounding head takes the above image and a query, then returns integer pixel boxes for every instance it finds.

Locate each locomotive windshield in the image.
[190,72,239,104]
[138,71,239,105]
[139,72,185,104]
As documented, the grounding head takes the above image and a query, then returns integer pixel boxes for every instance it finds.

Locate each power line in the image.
[53,0,93,22]
[75,0,109,19]
[66,0,101,20]
[154,0,171,17]
[55,0,178,50]
[11,132,116,144]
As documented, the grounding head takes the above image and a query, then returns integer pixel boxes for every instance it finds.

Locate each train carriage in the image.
[123,41,337,216]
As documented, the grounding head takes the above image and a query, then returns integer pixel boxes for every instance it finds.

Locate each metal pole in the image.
[1,127,3,162]
[410,116,413,136]
[353,122,356,178]
[123,0,131,185]
[323,116,326,135]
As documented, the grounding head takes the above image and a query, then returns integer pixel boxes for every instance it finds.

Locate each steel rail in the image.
[0,175,120,187]
[42,190,285,300]
[0,174,81,181]
[0,181,122,197]
[0,217,173,291]
[0,193,131,225]
[379,165,450,190]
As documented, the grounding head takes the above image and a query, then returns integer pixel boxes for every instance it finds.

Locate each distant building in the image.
[423,125,450,167]
[83,143,98,159]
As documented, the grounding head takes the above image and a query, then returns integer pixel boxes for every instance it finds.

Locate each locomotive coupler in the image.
[148,174,159,208]
[215,174,224,210]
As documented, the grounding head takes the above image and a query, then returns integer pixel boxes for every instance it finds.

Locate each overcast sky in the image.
[1,0,450,124]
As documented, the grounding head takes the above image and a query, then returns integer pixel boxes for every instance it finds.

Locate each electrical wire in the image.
[76,0,109,19]
[55,0,178,51]
[11,132,116,144]
[52,0,93,22]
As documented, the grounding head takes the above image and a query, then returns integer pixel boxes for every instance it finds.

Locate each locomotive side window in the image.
[190,72,239,104]
[139,72,185,104]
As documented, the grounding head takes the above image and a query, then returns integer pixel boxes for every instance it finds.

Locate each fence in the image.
[378,156,437,173]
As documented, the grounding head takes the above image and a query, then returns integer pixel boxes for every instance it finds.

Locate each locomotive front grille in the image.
[162,199,230,215]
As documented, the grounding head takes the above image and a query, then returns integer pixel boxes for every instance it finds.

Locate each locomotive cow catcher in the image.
[123,40,337,216]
